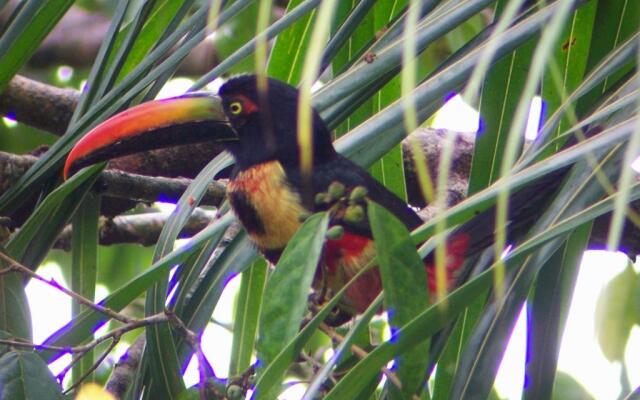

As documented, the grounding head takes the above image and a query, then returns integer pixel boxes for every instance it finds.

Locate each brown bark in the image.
[0,151,226,208]
[0,75,78,135]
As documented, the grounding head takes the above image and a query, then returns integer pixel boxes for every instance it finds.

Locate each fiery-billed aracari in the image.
[64,75,565,321]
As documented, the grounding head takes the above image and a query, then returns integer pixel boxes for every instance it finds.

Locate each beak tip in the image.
[63,156,75,181]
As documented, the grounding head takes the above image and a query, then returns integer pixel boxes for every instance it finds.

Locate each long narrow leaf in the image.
[369,201,429,398]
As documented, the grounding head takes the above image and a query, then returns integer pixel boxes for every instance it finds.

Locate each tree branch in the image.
[105,335,145,400]
[54,208,218,250]
[0,151,226,208]
[0,75,78,135]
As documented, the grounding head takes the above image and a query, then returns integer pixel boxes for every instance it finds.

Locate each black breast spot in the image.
[228,190,266,235]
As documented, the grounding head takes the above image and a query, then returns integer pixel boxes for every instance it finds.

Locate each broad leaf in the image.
[0,351,62,399]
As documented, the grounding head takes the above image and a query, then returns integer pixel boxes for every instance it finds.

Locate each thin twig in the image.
[166,310,220,400]
[63,339,119,394]
[0,338,70,352]
[319,322,402,389]
[1,312,169,394]
[57,346,93,384]
[0,251,132,323]
[0,313,169,356]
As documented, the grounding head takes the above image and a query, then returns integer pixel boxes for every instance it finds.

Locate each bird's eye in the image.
[229,101,243,115]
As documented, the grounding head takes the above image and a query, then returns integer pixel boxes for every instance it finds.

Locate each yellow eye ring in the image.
[229,101,243,115]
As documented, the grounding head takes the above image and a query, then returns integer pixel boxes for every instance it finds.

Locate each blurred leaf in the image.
[552,371,595,400]
[193,0,323,88]
[368,201,429,398]
[0,1,73,91]
[0,123,56,154]
[257,212,328,369]
[540,0,596,146]
[577,0,640,113]
[115,0,190,82]
[0,350,62,399]
[523,4,597,396]
[432,299,485,400]
[76,383,116,400]
[267,0,316,84]
[595,262,639,362]
[525,224,591,400]
[468,1,536,194]
[0,263,31,340]
[0,330,10,357]
[214,2,260,74]
[333,0,408,200]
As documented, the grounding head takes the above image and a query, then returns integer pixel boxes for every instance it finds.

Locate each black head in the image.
[218,75,336,170]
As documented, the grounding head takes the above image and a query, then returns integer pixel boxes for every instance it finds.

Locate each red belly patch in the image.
[322,231,471,314]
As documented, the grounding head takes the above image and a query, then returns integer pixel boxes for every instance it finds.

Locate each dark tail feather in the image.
[453,124,602,260]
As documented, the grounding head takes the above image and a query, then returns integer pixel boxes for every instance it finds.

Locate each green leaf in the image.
[0,1,73,92]
[191,0,323,89]
[175,232,258,366]
[522,3,598,386]
[316,0,497,115]
[256,213,328,370]
[71,193,100,382]
[331,1,563,170]
[0,172,97,344]
[539,1,596,147]
[229,258,268,377]
[115,0,189,82]
[144,153,232,398]
[577,0,640,114]
[595,262,639,362]
[333,0,408,200]
[0,331,11,357]
[267,0,316,84]
[213,2,260,74]
[552,371,595,400]
[525,224,591,400]
[254,261,371,399]
[6,166,100,268]
[170,229,227,318]
[432,298,485,400]
[0,351,62,399]
[468,1,536,194]
[368,201,429,398]
[0,264,31,340]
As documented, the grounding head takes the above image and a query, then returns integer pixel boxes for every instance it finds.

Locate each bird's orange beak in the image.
[63,93,235,180]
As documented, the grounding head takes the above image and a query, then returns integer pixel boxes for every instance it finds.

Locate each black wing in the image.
[284,154,423,237]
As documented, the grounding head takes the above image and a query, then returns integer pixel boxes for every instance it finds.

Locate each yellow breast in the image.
[227,160,307,251]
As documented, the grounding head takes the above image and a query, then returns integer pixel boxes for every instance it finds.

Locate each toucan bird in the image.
[64,75,567,321]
